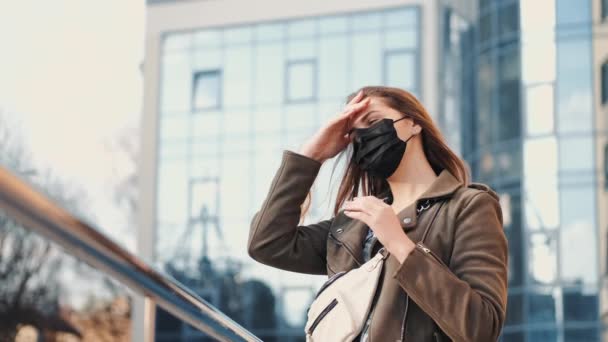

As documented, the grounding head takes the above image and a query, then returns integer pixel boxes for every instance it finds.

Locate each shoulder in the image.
[450,182,503,225]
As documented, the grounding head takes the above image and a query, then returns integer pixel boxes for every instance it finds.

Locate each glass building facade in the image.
[446,0,603,340]
[154,6,421,340]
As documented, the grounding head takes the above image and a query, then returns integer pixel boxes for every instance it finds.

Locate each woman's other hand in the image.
[298,90,371,163]
[342,196,416,263]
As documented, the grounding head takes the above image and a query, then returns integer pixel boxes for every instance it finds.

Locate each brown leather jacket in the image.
[248,150,508,342]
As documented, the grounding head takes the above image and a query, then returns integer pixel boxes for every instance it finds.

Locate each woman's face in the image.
[349,96,418,142]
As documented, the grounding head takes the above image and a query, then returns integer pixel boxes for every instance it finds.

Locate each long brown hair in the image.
[299,86,470,223]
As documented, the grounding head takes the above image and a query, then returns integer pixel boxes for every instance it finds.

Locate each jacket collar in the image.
[330,168,463,264]
[386,167,463,230]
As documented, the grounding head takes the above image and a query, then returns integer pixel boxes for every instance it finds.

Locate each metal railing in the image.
[0,165,262,342]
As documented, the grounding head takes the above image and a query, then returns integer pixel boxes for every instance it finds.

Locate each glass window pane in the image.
[253,106,282,134]
[254,43,284,105]
[192,70,221,110]
[286,61,316,102]
[527,289,558,323]
[505,293,524,325]
[163,32,192,51]
[192,110,221,139]
[288,19,316,38]
[498,2,519,39]
[556,39,593,133]
[527,329,558,341]
[352,10,383,31]
[563,288,598,322]
[525,85,554,136]
[559,136,593,172]
[161,52,192,112]
[160,115,188,141]
[527,233,557,284]
[521,41,556,84]
[524,137,559,230]
[223,46,253,108]
[223,109,251,137]
[352,32,383,88]
[384,7,418,30]
[193,48,221,71]
[556,0,591,25]
[501,332,524,342]
[255,22,284,41]
[497,47,521,141]
[319,15,349,34]
[565,328,598,342]
[384,29,417,50]
[224,26,252,44]
[288,39,315,60]
[477,53,494,147]
[193,29,221,48]
[384,50,416,91]
[319,36,349,99]
[285,103,316,132]
[560,187,597,285]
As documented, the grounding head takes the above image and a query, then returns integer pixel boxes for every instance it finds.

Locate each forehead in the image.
[353,97,397,124]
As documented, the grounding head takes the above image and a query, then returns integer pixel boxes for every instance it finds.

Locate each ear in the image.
[412,121,422,135]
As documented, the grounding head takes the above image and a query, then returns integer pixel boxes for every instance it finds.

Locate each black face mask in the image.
[350,117,414,179]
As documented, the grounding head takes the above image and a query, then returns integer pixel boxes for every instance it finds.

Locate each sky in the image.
[0,1,145,252]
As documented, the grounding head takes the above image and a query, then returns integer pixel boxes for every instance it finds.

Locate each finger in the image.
[347,197,376,214]
[343,209,370,223]
[346,90,364,106]
[342,97,371,117]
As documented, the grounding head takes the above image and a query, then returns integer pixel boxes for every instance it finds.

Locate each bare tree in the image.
[0,111,131,341]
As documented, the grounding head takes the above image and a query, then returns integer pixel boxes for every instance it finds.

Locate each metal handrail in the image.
[0,165,262,342]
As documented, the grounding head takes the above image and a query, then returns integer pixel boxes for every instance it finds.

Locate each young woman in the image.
[247,86,508,341]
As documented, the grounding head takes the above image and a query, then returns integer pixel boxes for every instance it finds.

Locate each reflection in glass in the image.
[506,293,523,325]
[563,288,598,322]
[525,84,554,136]
[223,46,253,108]
[319,37,349,99]
[384,50,416,92]
[523,137,559,230]
[254,43,285,105]
[286,60,316,102]
[352,32,383,87]
[527,289,557,323]
[161,52,193,112]
[556,39,593,133]
[528,233,557,284]
[564,328,598,342]
[527,329,558,341]
[559,187,597,285]
[192,70,222,110]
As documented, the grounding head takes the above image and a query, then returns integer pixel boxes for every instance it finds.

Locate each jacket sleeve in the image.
[391,191,508,342]
[247,149,333,275]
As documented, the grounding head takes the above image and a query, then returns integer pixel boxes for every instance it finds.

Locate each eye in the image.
[368,118,378,125]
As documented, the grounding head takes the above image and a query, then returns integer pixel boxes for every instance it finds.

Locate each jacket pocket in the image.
[307,298,339,335]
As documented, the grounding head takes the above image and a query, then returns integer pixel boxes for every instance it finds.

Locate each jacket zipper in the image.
[416,242,451,272]
[307,298,339,335]
[328,231,362,266]
[313,271,347,300]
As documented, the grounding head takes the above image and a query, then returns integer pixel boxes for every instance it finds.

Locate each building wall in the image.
[593,0,608,339]
[465,0,604,341]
